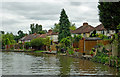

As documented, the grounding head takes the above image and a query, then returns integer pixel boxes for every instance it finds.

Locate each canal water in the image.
[1,52,120,75]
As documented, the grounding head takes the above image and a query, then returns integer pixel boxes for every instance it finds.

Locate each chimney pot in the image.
[83,22,88,26]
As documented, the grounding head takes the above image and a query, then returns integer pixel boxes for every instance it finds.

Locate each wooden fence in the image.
[74,39,110,54]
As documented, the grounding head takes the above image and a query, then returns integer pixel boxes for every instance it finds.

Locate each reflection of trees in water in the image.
[72,58,118,75]
[58,56,73,75]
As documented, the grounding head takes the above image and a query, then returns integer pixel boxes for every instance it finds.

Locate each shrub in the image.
[67,47,74,55]
[73,35,83,42]
[90,50,94,55]
[60,37,71,48]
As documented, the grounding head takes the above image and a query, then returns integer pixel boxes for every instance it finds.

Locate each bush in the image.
[90,50,94,55]
[74,35,83,42]
[60,37,71,48]
[24,42,31,49]
[19,46,23,49]
[92,51,109,64]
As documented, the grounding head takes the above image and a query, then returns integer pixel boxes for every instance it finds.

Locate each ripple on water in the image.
[2,52,119,75]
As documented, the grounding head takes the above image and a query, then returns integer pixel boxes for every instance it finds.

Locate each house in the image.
[19,30,58,44]
[95,24,115,38]
[18,33,41,43]
[71,22,95,37]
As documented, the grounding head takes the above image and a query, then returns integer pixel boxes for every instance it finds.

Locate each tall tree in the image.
[52,22,76,33]
[29,23,45,34]
[98,2,120,57]
[98,2,120,31]
[58,9,71,42]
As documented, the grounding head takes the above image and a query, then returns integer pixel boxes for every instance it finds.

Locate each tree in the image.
[69,23,76,31]
[52,23,60,33]
[58,9,71,42]
[14,30,25,42]
[98,2,120,31]
[2,32,16,46]
[73,35,83,42]
[30,37,50,50]
[0,31,5,34]
[30,37,45,50]
[29,23,44,34]
[52,22,76,33]
[18,30,25,38]
[60,37,71,48]
[90,30,96,37]
[98,2,120,57]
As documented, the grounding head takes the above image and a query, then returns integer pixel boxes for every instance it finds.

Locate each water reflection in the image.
[1,52,119,75]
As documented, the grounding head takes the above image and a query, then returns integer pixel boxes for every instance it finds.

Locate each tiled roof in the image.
[71,23,95,34]
[19,31,58,41]
[95,24,106,31]
[19,34,41,41]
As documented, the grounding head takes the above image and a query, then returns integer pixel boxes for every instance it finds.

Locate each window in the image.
[83,33,86,37]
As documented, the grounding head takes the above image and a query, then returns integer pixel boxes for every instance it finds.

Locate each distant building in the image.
[71,22,95,37]
[19,30,58,43]
[18,33,41,43]
[95,24,115,38]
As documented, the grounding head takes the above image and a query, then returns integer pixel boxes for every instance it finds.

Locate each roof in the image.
[19,31,58,41]
[19,34,41,41]
[85,37,102,41]
[95,24,106,31]
[71,23,95,34]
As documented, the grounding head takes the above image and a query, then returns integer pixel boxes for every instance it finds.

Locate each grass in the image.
[35,50,44,53]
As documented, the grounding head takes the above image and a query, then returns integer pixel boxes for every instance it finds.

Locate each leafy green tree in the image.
[60,37,71,48]
[98,2,120,56]
[73,35,83,42]
[24,42,31,49]
[30,37,50,50]
[0,31,5,34]
[6,38,11,45]
[58,9,71,42]
[14,30,25,42]
[52,22,76,33]
[52,23,60,33]
[90,30,96,37]
[98,2,120,31]
[69,23,76,31]
[18,30,25,38]
[29,23,44,34]
[2,32,16,46]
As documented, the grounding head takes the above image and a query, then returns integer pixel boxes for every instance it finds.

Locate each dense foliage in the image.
[52,23,60,33]
[14,30,26,42]
[98,2,120,30]
[73,35,83,42]
[29,23,46,34]
[30,37,50,50]
[60,37,71,48]
[52,22,76,33]
[96,33,108,40]
[2,33,16,46]
[58,9,71,42]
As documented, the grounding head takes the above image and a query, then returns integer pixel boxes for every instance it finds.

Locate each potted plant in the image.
[90,50,94,57]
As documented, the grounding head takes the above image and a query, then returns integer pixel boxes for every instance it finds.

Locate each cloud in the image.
[1,0,101,35]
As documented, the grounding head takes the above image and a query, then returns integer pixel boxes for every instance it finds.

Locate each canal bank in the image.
[1,51,120,75]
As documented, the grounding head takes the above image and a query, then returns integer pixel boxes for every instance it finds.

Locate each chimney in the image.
[48,29,52,33]
[83,22,88,26]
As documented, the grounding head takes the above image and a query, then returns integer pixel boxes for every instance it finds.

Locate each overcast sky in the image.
[1,0,102,35]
